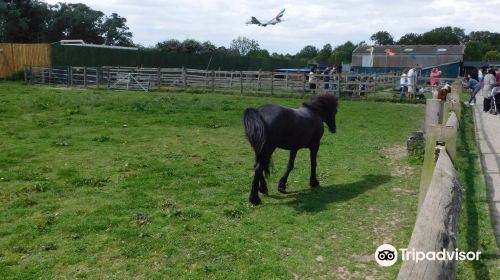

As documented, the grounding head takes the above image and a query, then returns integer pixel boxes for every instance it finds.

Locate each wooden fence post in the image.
[302,72,306,93]
[257,70,261,91]
[24,65,28,83]
[182,67,187,88]
[83,67,87,88]
[68,66,72,87]
[96,68,100,90]
[240,71,243,95]
[29,65,33,84]
[285,72,289,91]
[418,124,458,209]
[212,70,215,92]
[424,99,442,134]
[271,71,274,95]
[230,71,233,87]
[157,67,161,90]
[107,68,111,89]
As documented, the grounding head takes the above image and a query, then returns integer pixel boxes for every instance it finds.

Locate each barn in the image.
[351,45,465,77]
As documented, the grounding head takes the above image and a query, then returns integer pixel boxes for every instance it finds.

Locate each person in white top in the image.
[308,69,317,94]
[483,68,497,112]
[407,66,417,99]
[399,69,408,100]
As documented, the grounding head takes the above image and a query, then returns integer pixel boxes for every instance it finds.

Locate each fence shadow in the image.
[275,174,391,213]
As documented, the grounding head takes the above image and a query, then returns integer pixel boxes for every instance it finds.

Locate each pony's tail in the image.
[243,108,270,177]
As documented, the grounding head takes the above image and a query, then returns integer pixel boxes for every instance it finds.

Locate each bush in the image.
[7,70,25,81]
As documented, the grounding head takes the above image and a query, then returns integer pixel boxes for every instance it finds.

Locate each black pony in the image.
[243,94,338,205]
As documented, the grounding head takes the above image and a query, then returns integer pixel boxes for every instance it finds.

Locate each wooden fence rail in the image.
[24,65,456,96]
[398,80,462,280]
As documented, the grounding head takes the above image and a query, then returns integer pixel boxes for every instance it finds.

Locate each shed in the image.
[351,45,465,77]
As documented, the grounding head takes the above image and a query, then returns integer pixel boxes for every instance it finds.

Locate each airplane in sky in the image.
[246,8,285,27]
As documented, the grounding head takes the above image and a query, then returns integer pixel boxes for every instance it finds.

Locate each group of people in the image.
[308,65,341,94]
[399,65,422,99]
[463,67,500,113]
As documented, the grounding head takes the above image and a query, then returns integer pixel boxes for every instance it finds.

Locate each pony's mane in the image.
[303,94,338,116]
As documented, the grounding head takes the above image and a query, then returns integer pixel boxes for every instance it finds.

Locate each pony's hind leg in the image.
[259,177,268,195]
[278,150,298,193]
[309,144,320,188]
[250,162,262,205]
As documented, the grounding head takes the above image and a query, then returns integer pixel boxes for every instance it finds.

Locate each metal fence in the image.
[25,65,457,96]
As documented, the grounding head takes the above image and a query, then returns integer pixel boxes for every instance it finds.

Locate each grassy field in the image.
[456,103,500,280]
[0,81,491,279]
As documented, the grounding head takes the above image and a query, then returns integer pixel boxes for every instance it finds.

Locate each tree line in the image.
[2,1,499,63]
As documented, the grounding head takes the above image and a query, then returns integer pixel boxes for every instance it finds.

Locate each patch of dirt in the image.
[382,145,415,177]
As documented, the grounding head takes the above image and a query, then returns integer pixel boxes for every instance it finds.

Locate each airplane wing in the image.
[265,8,285,25]
[250,16,261,25]
[274,8,285,21]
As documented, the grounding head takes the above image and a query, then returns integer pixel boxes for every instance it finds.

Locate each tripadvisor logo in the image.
[375,244,398,267]
[374,244,482,267]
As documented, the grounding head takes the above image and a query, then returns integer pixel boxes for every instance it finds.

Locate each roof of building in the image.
[463,61,500,67]
[353,45,465,55]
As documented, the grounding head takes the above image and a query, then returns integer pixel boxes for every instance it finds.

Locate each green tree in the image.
[247,49,270,58]
[181,39,202,54]
[464,41,484,61]
[102,13,133,46]
[156,39,182,52]
[370,31,394,45]
[330,41,356,64]
[296,45,319,58]
[315,43,332,62]
[201,41,216,54]
[397,33,422,45]
[47,3,105,43]
[0,0,50,42]
[484,50,499,62]
[420,26,464,44]
[229,36,259,56]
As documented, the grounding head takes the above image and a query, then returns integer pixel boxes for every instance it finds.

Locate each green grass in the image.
[1,81,425,279]
[456,103,500,280]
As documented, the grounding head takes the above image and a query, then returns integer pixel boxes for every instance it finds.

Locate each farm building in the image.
[351,45,465,77]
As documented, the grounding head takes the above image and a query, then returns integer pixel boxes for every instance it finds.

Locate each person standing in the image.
[323,67,331,91]
[407,66,417,99]
[399,69,408,100]
[430,67,442,92]
[482,68,496,112]
[308,68,317,94]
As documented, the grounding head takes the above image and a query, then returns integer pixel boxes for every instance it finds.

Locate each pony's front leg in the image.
[309,145,320,188]
[278,150,298,193]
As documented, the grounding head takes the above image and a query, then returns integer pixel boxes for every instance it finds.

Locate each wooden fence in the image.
[0,44,50,78]
[25,65,456,96]
[397,81,462,279]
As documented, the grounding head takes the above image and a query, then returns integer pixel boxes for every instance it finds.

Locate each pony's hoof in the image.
[249,196,262,205]
[259,187,269,195]
[278,179,287,193]
[310,179,320,188]
[259,184,269,195]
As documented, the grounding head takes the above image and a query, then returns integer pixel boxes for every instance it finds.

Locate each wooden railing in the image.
[397,81,463,279]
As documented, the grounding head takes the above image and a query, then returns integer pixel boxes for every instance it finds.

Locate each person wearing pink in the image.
[496,68,500,84]
[430,67,442,92]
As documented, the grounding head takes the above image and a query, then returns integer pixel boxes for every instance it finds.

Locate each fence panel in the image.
[0,43,50,78]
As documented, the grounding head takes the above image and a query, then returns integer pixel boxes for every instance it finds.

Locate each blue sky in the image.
[44,0,500,54]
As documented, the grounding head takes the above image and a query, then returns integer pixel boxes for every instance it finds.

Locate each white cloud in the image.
[43,0,500,54]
